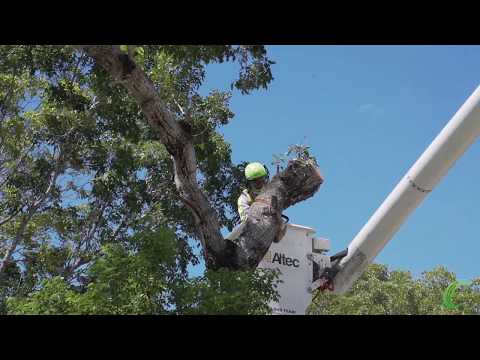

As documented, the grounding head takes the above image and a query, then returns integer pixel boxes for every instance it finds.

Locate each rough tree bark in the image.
[77,45,324,270]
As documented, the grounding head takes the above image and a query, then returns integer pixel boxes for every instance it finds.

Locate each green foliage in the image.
[7,276,78,315]
[71,228,176,314]
[8,228,177,314]
[171,268,281,315]
[308,264,480,315]
[271,142,318,173]
[7,227,280,315]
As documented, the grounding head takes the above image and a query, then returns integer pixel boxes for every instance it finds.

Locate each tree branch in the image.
[0,207,22,227]
[0,142,35,189]
[78,201,108,249]
[111,216,128,242]
[0,163,61,277]
[78,45,226,267]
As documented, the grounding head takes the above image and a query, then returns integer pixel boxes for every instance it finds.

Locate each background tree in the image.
[308,264,480,315]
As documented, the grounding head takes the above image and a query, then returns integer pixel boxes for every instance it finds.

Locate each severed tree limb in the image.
[77,45,324,270]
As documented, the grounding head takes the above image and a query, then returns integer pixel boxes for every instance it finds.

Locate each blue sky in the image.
[190,45,480,282]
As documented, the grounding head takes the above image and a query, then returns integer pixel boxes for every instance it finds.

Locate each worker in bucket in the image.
[237,162,287,242]
[237,162,269,223]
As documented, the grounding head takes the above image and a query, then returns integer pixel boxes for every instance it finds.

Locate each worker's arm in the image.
[237,192,251,223]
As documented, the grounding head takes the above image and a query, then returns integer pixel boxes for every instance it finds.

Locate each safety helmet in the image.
[245,162,268,181]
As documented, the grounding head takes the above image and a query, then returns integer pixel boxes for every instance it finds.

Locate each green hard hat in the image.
[245,162,268,180]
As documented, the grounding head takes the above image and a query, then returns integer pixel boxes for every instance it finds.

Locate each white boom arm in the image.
[330,85,480,294]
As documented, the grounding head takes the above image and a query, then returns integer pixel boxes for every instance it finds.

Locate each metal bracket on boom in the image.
[309,248,348,293]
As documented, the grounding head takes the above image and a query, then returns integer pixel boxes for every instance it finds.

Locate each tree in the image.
[308,263,480,315]
[77,45,324,269]
[1,45,309,314]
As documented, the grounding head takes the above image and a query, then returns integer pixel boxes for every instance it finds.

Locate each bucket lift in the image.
[257,223,347,314]
[228,85,480,315]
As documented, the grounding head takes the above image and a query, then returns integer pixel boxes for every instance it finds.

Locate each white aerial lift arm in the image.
[315,85,480,295]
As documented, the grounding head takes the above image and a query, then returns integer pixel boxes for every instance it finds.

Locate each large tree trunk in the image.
[78,45,324,271]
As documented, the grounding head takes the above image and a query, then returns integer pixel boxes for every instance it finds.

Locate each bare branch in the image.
[0,160,62,277]
[0,208,37,277]
[0,142,36,189]
[173,98,185,116]
[0,207,21,227]
[71,52,86,85]
[111,214,129,242]
[81,201,108,249]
